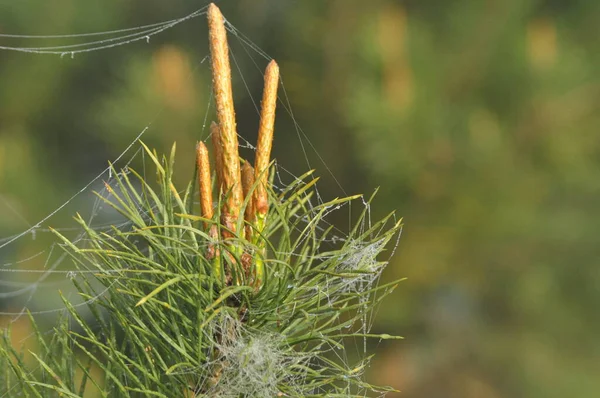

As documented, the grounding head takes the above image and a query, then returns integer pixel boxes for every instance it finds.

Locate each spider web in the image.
[0,3,401,396]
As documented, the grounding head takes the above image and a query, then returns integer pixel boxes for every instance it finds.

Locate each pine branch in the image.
[0,4,403,397]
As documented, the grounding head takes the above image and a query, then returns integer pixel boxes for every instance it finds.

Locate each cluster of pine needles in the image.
[0,4,402,397]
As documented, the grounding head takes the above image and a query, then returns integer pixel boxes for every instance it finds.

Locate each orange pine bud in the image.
[208,3,243,231]
[196,141,213,229]
[254,60,279,216]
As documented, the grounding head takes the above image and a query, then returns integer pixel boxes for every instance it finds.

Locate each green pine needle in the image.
[1,143,403,397]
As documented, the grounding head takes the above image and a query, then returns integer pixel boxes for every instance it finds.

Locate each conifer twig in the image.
[197,140,219,262]
[207,3,243,233]
[252,60,279,287]
[196,141,213,228]
[254,60,279,217]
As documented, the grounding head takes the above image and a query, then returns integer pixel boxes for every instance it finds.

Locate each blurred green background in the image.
[1,0,599,397]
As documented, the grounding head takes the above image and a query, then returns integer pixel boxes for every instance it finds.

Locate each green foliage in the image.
[0,143,401,397]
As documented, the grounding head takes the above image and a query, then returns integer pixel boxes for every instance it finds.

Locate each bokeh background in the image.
[1,0,599,397]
